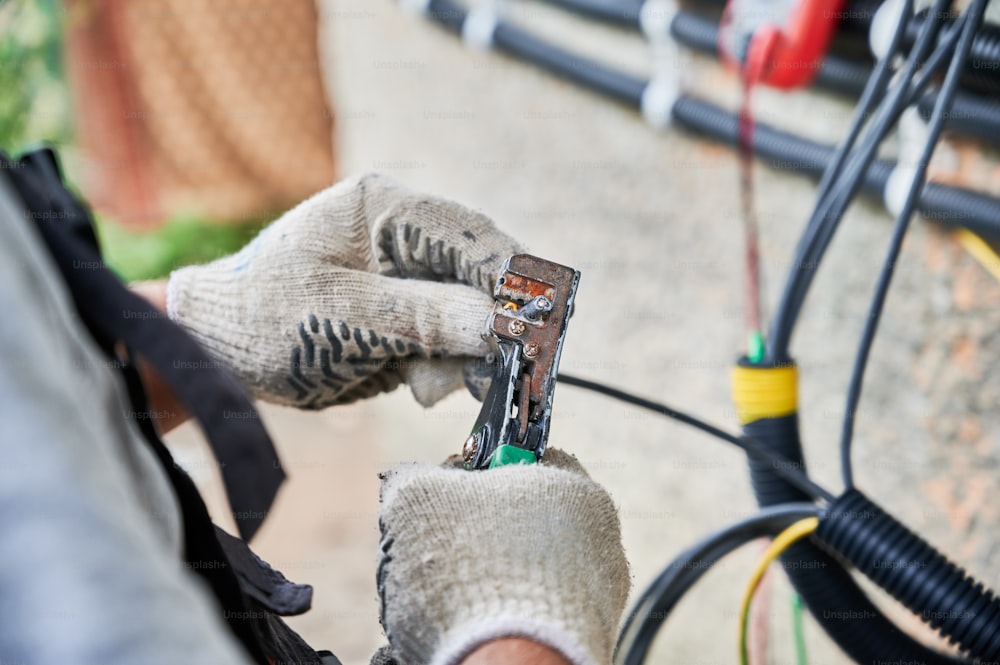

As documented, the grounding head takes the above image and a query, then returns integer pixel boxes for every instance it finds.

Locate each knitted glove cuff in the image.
[377,454,630,665]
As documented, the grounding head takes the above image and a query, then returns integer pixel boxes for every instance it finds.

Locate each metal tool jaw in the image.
[462,254,580,470]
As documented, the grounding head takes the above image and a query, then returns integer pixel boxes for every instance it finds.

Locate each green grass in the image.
[0,0,71,151]
[94,213,270,282]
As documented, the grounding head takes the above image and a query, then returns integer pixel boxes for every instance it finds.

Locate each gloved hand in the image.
[375,450,631,665]
[166,173,523,409]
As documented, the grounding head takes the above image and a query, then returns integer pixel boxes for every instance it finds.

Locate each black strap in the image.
[214,526,313,616]
[4,148,284,542]
[117,361,272,664]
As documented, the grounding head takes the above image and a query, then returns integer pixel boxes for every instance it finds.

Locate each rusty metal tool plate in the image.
[462,254,580,470]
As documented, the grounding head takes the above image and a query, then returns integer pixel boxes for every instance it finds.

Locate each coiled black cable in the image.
[817,490,1000,660]
[964,26,1000,94]
[615,503,823,665]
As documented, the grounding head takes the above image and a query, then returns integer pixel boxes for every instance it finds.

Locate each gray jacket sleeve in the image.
[0,176,252,665]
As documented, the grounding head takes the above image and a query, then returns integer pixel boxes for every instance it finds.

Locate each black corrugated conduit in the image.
[542,0,1000,94]
[416,0,1000,237]
[666,9,1000,144]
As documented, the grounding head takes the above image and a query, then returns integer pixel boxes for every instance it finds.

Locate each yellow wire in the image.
[956,229,1000,284]
[738,517,820,665]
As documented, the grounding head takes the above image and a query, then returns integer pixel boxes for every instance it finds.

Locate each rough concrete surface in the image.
[165,2,1000,663]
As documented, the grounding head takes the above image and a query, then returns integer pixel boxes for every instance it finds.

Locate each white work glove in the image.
[166,173,523,409]
[375,450,631,665]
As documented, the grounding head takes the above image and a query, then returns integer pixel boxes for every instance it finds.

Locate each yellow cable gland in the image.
[731,363,798,424]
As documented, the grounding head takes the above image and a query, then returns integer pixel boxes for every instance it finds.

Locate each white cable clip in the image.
[885,107,929,217]
[869,0,906,61]
[639,0,674,41]
[641,78,679,130]
[883,164,921,218]
[462,5,500,50]
[640,0,681,130]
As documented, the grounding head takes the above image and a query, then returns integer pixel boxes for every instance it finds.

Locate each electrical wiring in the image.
[557,373,834,502]
[770,1,963,359]
[410,0,1000,240]
[669,96,1000,239]
[767,0,956,363]
[401,3,1000,662]
[775,10,968,339]
[667,9,1000,146]
[748,545,773,665]
[738,517,820,665]
[614,502,822,665]
[807,0,914,231]
[840,0,989,489]
[791,592,807,665]
[956,228,1000,283]
[763,0,914,362]
[738,37,769,362]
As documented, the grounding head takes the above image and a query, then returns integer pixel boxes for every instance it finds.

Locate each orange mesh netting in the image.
[65,0,336,228]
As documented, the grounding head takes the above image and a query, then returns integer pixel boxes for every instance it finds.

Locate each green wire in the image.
[792,591,808,665]
[748,330,766,364]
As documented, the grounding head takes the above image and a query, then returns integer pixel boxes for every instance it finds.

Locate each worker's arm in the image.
[462,639,571,665]
[130,280,189,436]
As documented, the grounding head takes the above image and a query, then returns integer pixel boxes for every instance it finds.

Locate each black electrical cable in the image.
[900,7,1000,96]
[840,0,988,489]
[771,1,954,358]
[683,10,976,356]
[529,1,1000,145]
[557,373,834,502]
[683,87,982,665]
[811,0,913,237]
[736,7,986,664]
[767,0,958,363]
[535,0,643,27]
[917,89,1000,143]
[615,502,822,665]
